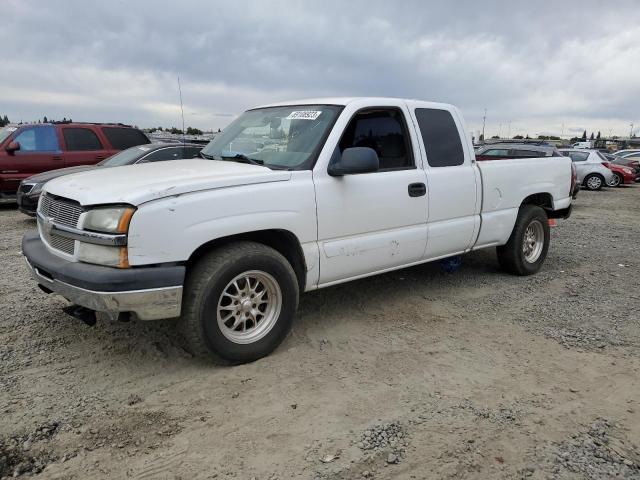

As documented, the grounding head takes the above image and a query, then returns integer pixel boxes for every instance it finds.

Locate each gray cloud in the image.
[2,0,639,137]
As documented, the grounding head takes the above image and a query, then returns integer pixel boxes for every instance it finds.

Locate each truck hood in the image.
[42,159,291,206]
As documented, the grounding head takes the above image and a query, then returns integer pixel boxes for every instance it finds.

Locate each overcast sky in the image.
[2,0,639,138]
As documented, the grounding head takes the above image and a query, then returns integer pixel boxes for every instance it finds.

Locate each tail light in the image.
[570,162,577,193]
[601,161,611,169]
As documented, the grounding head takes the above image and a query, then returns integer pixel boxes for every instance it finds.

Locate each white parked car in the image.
[22,97,574,363]
[571,141,592,149]
[613,149,640,158]
[558,149,614,190]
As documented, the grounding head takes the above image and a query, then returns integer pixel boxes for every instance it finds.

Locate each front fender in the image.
[127,174,317,266]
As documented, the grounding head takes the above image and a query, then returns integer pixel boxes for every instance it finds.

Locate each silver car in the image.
[558,149,614,191]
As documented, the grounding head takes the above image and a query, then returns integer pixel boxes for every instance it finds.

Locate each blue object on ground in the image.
[440,255,463,273]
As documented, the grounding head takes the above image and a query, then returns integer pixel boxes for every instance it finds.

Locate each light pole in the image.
[482,108,487,140]
[631,123,635,138]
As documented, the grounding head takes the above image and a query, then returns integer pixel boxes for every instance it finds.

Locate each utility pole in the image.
[482,108,487,140]
[498,123,502,138]
[631,123,635,138]
[507,121,512,139]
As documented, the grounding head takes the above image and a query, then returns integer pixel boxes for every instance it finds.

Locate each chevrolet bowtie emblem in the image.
[43,216,55,234]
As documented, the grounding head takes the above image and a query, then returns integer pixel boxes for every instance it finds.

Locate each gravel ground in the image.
[0,186,639,479]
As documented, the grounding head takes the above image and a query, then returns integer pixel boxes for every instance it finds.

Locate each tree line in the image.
[0,115,10,127]
[480,130,612,143]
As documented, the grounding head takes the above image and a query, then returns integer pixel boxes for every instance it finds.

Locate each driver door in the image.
[313,106,428,286]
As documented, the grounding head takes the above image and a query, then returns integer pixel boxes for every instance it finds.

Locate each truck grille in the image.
[38,194,84,255]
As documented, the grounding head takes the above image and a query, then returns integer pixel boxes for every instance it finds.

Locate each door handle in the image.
[52,156,62,161]
[95,155,105,160]
[408,182,426,197]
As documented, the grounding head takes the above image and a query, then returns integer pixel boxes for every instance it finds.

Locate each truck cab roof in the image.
[256,97,456,110]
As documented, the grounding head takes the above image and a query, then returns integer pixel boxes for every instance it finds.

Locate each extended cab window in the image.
[338,108,413,170]
[415,108,464,167]
[63,128,103,151]
[13,126,59,152]
[102,127,150,150]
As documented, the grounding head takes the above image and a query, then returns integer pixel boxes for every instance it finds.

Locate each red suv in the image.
[0,123,150,202]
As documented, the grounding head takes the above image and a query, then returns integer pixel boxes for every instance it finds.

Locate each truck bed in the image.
[473,157,572,248]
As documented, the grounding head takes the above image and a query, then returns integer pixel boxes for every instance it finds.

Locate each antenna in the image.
[178,75,186,144]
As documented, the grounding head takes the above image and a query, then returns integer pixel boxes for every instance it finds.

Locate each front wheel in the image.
[179,242,299,363]
[584,173,604,191]
[497,205,550,276]
[608,172,623,187]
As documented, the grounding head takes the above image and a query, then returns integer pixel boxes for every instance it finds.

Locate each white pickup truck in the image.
[22,97,574,362]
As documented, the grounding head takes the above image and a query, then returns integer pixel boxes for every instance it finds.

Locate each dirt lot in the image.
[1,186,639,480]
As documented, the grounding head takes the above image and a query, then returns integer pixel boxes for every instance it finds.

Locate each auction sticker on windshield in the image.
[286,111,322,120]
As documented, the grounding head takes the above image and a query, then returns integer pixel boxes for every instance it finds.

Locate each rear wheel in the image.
[584,173,604,191]
[497,205,550,276]
[179,242,299,363]
[608,172,623,187]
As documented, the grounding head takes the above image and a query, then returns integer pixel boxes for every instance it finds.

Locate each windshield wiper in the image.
[199,152,215,159]
[220,153,264,166]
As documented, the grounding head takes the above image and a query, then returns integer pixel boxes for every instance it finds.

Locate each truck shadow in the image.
[30,249,502,368]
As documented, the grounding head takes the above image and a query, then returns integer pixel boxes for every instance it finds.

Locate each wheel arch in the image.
[186,229,307,292]
[520,192,554,212]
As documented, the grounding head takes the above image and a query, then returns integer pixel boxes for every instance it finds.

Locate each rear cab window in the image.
[414,108,464,167]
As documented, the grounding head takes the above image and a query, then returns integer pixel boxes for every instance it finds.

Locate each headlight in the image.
[623,167,633,174]
[77,206,135,268]
[31,183,43,195]
[83,206,135,234]
[76,242,129,268]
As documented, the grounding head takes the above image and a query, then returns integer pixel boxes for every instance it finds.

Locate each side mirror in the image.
[5,141,20,154]
[328,147,379,176]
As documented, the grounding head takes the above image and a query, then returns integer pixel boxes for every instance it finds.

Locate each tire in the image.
[496,205,550,276]
[179,241,299,363]
[608,172,623,187]
[583,173,604,191]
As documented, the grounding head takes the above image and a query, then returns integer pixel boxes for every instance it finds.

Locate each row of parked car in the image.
[1,123,636,222]
[0,121,204,215]
[475,142,640,193]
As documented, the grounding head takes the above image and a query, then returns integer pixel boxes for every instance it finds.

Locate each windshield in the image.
[99,145,154,166]
[200,105,342,170]
[0,126,17,144]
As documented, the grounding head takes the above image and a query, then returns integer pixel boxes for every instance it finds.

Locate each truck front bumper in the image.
[22,230,185,321]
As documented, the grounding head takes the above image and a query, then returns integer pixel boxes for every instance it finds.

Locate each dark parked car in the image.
[0,122,150,202]
[474,142,562,161]
[17,143,203,215]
